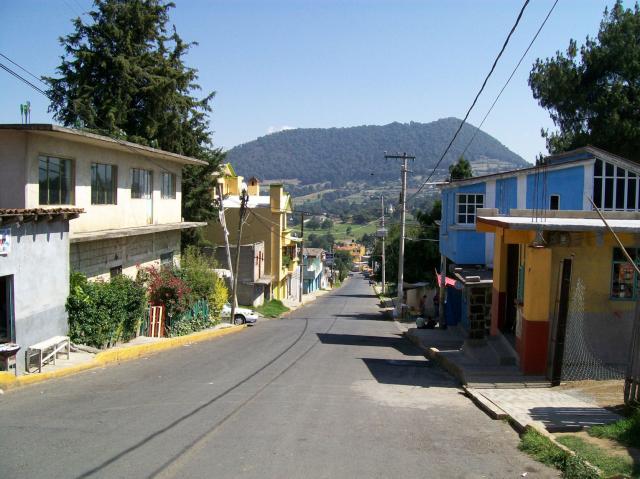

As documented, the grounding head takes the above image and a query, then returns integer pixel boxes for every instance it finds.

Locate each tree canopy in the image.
[46,0,223,239]
[529,1,640,159]
[448,156,473,180]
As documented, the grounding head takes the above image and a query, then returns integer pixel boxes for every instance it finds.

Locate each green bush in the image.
[167,299,213,337]
[179,246,228,319]
[66,272,147,348]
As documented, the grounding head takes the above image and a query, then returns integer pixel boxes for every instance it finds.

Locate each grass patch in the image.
[519,428,599,479]
[589,409,640,450]
[556,435,637,478]
[254,300,289,318]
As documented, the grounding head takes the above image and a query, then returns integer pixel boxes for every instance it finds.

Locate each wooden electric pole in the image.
[230,189,249,324]
[385,152,415,318]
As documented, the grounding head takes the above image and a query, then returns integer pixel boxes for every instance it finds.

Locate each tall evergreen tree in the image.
[448,156,473,180]
[529,1,640,159]
[46,0,222,242]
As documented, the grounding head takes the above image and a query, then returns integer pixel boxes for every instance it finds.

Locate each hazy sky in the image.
[0,0,625,163]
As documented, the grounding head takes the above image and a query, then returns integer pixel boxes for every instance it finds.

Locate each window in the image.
[549,195,560,210]
[39,156,73,205]
[91,163,117,205]
[131,169,152,199]
[594,159,640,211]
[161,172,176,199]
[160,252,174,269]
[110,265,122,278]
[611,247,640,299]
[456,193,484,224]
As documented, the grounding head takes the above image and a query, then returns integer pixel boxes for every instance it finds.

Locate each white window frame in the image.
[456,193,484,225]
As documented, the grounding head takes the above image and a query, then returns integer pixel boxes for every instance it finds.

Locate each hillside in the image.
[226,118,528,186]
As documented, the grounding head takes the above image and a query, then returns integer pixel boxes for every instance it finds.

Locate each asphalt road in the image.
[0,275,556,478]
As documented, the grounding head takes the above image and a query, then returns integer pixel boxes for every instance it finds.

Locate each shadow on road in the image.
[360,357,455,387]
[316,333,422,356]
[332,313,390,321]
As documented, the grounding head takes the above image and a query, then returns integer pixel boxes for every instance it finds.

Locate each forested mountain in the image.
[226,118,528,186]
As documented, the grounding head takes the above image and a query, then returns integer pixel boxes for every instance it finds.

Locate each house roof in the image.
[0,124,208,166]
[69,221,206,243]
[477,215,640,233]
[442,145,639,188]
[0,207,84,224]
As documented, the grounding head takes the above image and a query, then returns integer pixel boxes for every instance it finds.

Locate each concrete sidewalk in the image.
[404,326,551,388]
[465,387,622,433]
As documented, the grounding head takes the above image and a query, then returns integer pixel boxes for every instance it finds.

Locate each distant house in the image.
[303,248,327,294]
[439,146,640,339]
[0,208,82,374]
[0,124,207,280]
[204,165,301,302]
[212,242,270,307]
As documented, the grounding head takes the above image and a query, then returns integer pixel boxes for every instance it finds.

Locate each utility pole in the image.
[385,152,415,318]
[230,189,249,324]
[216,183,234,285]
[381,196,386,296]
[299,211,305,303]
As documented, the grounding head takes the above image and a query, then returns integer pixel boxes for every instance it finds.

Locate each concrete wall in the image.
[0,131,27,208]
[70,230,180,280]
[0,219,70,374]
[0,131,183,231]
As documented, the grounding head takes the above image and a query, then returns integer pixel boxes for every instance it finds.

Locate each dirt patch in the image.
[557,379,625,409]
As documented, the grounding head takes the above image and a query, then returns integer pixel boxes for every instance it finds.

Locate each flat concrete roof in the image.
[0,124,208,166]
[478,215,640,233]
[70,221,206,243]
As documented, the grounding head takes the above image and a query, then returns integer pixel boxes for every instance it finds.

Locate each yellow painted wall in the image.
[522,246,552,322]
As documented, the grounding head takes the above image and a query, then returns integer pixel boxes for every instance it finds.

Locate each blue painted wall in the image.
[526,165,584,210]
[439,182,487,265]
[496,177,518,214]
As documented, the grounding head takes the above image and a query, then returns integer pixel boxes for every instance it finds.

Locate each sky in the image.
[0,0,627,164]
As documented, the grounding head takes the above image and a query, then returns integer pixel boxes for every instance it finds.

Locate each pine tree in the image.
[46,0,222,242]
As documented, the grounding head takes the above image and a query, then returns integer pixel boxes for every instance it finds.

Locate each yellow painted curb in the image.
[0,325,246,392]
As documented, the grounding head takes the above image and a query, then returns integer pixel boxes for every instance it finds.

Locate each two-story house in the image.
[0,124,207,280]
[204,165,300,302]
[439,146,640,377]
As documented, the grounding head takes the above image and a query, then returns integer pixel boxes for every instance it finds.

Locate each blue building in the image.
[439,146,640,337]
[303,248,328,294]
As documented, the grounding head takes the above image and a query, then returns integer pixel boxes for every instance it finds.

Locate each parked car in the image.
[221,303,259,325]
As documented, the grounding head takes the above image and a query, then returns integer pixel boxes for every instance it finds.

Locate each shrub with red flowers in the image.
[141,266,191,321]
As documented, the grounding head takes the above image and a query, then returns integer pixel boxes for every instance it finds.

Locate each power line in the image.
[0,62,48,97]
[460,0,560,159]
[409,0,531,202]
[0,53,48,87]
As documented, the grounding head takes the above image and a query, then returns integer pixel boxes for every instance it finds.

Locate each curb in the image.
[0,324,246,392]
[463,386,508,420]
[403,331,466,384]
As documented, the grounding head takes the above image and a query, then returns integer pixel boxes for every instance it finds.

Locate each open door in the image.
[549,258,572,385]
[501,245,519,341]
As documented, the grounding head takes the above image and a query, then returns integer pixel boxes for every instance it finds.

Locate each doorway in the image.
[550,258,572,385]
[0,275,14,343]
[502,244,520,342]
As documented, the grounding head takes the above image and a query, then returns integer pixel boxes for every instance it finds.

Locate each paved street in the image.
[0,275,555,478]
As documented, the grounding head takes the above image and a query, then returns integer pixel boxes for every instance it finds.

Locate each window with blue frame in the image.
[594,159,639,211]
[611,247,639,299]
[456,193,484,224]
